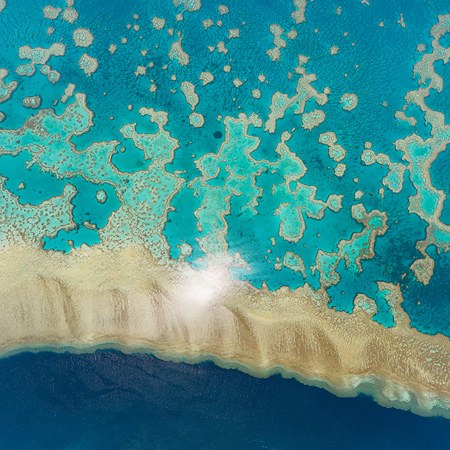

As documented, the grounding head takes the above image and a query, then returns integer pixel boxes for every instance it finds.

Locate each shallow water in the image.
[0,0,449,336]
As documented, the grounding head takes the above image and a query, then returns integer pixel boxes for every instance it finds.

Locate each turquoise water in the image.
[1,1,449,337]
[1,0,449,335]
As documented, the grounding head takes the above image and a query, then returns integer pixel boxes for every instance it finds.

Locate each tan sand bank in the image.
[0,244,449,418]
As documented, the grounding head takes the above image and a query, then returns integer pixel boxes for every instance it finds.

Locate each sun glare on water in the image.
[181,263,231,307]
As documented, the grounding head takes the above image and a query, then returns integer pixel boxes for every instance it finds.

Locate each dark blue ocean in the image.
[0,350,448,450]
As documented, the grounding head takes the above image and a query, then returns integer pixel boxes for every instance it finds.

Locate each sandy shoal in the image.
[0,244,449,418]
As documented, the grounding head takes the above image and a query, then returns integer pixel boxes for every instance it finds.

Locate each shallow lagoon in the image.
[0,0,449,335]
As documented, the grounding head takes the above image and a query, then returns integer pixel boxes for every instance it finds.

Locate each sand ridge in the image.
[0,243,449,418]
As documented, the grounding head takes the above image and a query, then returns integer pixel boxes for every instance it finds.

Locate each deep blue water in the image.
[0,350,449,450]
